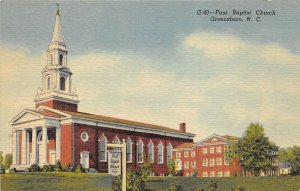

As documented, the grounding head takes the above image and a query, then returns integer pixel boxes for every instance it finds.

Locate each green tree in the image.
[4,153,12,169]
[168,159,176,176]
[278,145,300,176]
[238,123,278,176]
[0,151,3,164]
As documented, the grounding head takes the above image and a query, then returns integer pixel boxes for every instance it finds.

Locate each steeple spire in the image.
[51,3,64,44]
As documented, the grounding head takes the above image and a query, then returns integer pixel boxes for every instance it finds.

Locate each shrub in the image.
[206,180,218,191]
[168,159,176,176]
[112,175,122,191]
[168,184,183,191]
[231,186,244,191]
[74,164,83,173]
[54,160,62,171]
[62,163,73,172]
[191,186,204,191]
[4,154,12,169]
[0,164,5,174]
[9,167,16,173]
[42,165,54,172]
[140,161,153,179]
[127,168,145,191]
[29,164,41,172]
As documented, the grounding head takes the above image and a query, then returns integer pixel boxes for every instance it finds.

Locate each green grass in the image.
[1,173,300,191]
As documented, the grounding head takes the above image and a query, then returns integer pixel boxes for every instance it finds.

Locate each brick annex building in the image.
[10,7,195,175]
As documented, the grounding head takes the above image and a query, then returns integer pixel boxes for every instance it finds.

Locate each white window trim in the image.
[137,139,144,163]
[148,140,154,162]
[158,141,164,164]
[167,143,173,163]
[80,150,90,169]
[126,137,133,163]
[203,158,208,166]
[99,135,107,162]
[217,146,222,153]
[202,147,207,154]
[80,131,89,142]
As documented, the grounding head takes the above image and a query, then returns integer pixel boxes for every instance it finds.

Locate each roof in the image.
[60,110,190,134]
[174,142,195,150]
[37,108,66,118]
[51,7,64,43]
[223,135,240,141]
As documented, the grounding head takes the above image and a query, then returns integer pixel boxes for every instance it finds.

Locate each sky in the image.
[0,0,299,154]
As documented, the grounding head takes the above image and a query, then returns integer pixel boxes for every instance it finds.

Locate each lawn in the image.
[1,173,300,191]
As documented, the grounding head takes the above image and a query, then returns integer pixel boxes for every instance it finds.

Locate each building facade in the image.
[10,7,195,175]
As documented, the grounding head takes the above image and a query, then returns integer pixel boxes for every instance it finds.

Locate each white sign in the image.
[108,150,121,176]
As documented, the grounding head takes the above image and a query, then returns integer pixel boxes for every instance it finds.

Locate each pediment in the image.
[196,134,228,145]
[10,109,44,124]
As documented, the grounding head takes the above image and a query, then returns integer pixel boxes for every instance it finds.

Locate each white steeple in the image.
[35,4,79,109]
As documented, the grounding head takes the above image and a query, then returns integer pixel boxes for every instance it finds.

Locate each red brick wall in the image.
[173,149,197,176]
[72,123,192,175]
[35,99,78,112]
[61,123,73,165]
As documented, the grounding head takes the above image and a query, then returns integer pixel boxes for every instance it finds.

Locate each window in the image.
[99,135,107,162]
[210,146,215,154]
[80,132,89,142]
[210,171,215,177]
[191,151,195,158]
[203,158,208,166]
[158,142,164,164]
[126,137,132,163]
[184,161,189,169]
[176,152,181,158]
[60,77,65,91]
[217,157,222,166]
[191,161,196,169]
[47,76,51,90]
[217,146,222,153]
[202,147,207,154]
[224,170,230,177]
[217,171,223,177]
[50,55,53,65]
[224,157,229,165]
[59,54,63,65]
[148,141,154,162]
[167,143,172,163]
[137,139,144,163]
[224,145,229,153]
[210,158,215,166]
[203,171,208,177]
[113,136,120,151]
[184,151,189,158]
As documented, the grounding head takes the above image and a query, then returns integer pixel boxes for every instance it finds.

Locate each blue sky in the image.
[0,0,299,154]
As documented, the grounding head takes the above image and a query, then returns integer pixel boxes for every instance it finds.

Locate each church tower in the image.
[35,5,79,111]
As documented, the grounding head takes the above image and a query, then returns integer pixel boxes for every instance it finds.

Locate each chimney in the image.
[179,123,186,133]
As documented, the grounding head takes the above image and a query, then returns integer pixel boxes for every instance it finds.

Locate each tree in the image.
[167,159,176,176]
[0,151,3,164]
[238,123,278,176]
[4,153,12,169]
[278,146,300,176]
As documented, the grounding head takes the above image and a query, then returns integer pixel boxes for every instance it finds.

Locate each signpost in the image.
[107,139,126,191]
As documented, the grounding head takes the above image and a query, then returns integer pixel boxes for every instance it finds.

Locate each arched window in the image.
[47,76,51,90]
[99,135,107,162]
[167,143,173,163]
[148,140,154,162]
[126,137,132,163]
[137,139,144,163]
[59,54,63,65]
[50,55,53,65]
[60,77,65,91]
[113,136,120,151]
[158,142,164,164]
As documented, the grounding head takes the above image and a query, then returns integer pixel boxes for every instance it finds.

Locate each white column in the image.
[21,129,27,165]
[12,130,17,165]
[55,127,61,161]
[41,126,48,165]
[31,127,37,164]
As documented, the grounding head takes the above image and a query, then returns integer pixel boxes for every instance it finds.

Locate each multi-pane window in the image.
[148,141,154,162]
[126,137,132,163]
[217,171,223,177]
[191,161,196,169]
[191,151,195,158]
[184,151,189,158]
[209,146,215,154]
[217,157,222,166]
[224,170,230,177]
[99,135,107,161]
[202,147,207,154]
[184,161,189,169]
[217,146,222,153]
[176,152,181,158]
[137,139,144,163]
[210,171,215,177]
[113,137,120,151]
[203,158,208,166]
[203,171,208,177]
[224,157,229,165]
[210,158,215,166]
[158,142,164,164]
[167,143,172,163]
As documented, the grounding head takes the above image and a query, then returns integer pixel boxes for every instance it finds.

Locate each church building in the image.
[10,7,195,175]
